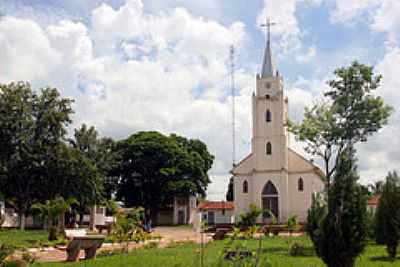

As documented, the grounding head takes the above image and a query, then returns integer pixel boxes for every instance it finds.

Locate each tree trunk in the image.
[89,205,97,232]
[59,212,65,232]
[79,213,84,226]
[388,243,398,259]
[19,212,26,231]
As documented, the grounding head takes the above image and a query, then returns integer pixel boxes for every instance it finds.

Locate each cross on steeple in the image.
[260,17,276,78]
[261,17,276,43]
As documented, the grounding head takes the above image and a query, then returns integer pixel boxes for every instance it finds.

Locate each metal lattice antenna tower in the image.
[230,45,236,167]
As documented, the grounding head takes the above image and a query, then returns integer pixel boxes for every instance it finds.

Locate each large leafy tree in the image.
[0,82,73,229]
[289,62,392,188]
[318,147,368,267]
[49,144,103,211]
[116,131,214,222]
[374,171,400,259]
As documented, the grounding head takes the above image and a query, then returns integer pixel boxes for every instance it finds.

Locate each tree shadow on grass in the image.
[291,247,317,257]
[370,256,398,262]
[261,246,316,257]
[261,247,288,254]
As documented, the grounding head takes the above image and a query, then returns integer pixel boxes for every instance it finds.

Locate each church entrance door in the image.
[262,197,278,217]
[261,181,279,221]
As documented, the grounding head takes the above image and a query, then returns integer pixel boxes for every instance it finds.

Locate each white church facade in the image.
[231,26,325,224]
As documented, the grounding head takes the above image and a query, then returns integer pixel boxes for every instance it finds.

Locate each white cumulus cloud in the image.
[0,0,254,200]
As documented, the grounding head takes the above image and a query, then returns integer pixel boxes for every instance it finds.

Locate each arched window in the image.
[298,178,304,192]
[266,142,272,155]
[266,110,271,122]
[243,180,248,193]
[262,181,278,195]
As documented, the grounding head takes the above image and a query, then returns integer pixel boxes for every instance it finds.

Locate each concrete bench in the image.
[64,229,105,262]
[65,229,88,239]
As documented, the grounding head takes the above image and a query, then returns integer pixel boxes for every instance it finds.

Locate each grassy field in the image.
[31,236,400,267]
[0,229,51,249]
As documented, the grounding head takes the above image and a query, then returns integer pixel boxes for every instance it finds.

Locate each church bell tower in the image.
[251,19,289,172]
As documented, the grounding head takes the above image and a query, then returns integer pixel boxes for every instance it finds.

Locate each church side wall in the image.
[288,173,325,222]
[233,175,252,219]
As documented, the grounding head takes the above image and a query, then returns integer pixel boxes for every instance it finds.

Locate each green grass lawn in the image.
[0,229,50,249]
[32,236,400,267]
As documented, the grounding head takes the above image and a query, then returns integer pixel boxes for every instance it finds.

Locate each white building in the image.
[155,195,197,225]
[197,201,234,225]
[231,26,325,224]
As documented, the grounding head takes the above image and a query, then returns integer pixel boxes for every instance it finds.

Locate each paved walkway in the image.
[15,227,212,263]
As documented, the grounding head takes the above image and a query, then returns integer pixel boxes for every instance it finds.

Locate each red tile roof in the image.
[198,201,234,211]
[368,194,381,206]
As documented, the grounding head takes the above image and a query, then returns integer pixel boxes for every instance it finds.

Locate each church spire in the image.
[261,18,276,78]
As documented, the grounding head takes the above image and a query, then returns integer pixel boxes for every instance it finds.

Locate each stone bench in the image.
[64,229,105,262]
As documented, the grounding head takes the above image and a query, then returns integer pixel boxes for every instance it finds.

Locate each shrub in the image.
[237,204,261,229]
[243,225,260,239]
[287,215,298,234]
[112,207,152,252]
[21,250,36,265]
[0,244,14,265]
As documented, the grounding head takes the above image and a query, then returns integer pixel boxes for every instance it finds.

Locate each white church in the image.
[231,24,325,224]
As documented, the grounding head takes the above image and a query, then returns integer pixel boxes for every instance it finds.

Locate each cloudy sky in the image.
[1,0,399,200]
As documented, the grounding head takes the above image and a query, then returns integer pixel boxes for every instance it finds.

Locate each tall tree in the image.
[374,171,400,259]
[116,131,214,222]
[0,82,73,229]
[318,147,368,267]
[289,62,392,265]
[226,177,234,201]
[69,124,118,225]
[70,124,120,198]
[289,62,392,189]
[306,193,327,255]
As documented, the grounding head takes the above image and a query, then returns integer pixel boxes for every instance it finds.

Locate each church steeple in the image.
[260,18,276,78]
[261,39,274,78]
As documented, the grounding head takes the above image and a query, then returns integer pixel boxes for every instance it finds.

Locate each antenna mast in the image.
[230,45,236,167]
